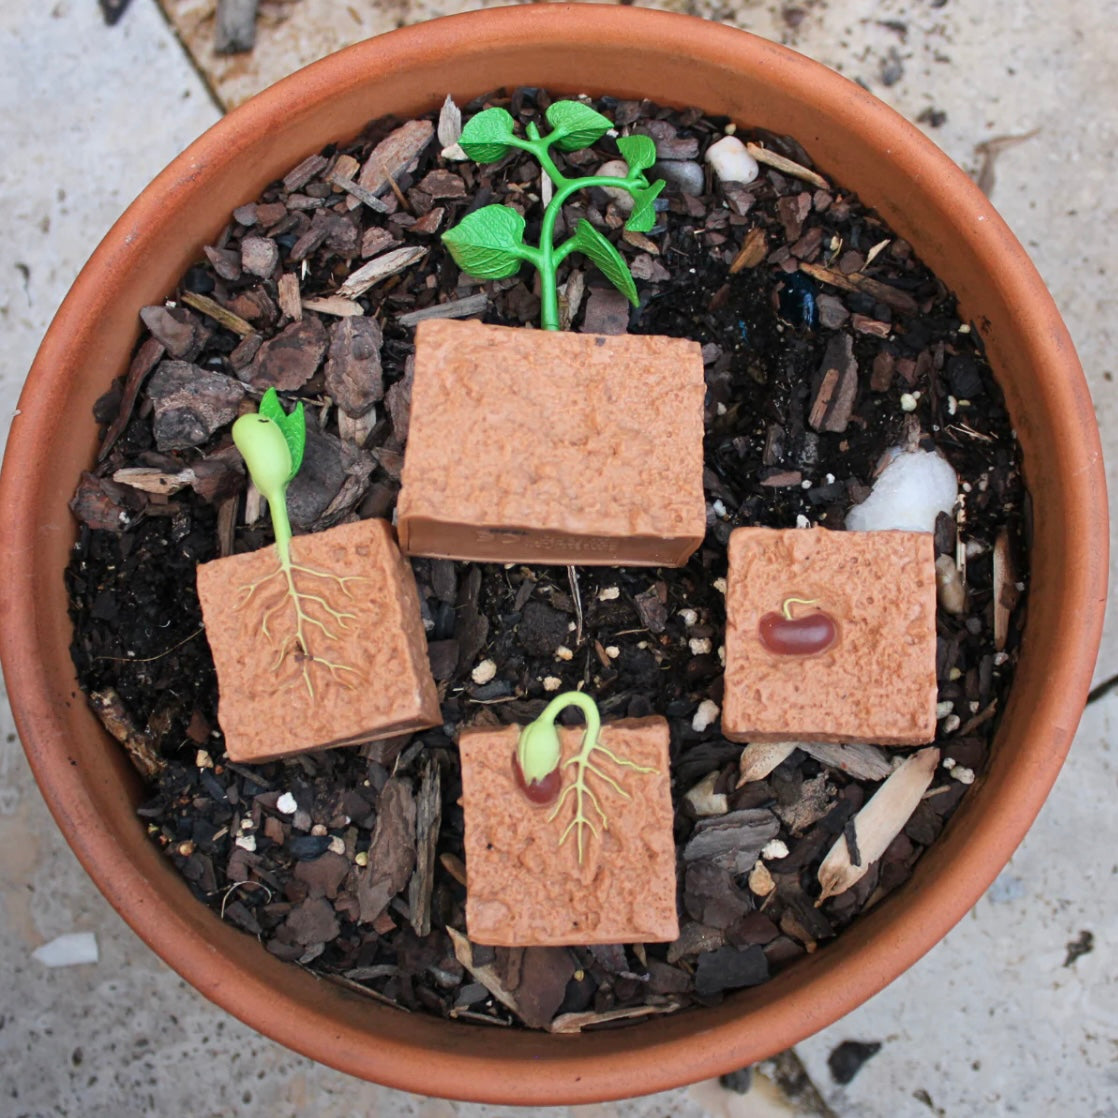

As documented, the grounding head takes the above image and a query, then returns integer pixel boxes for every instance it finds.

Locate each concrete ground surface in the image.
[0,1,1114,1115]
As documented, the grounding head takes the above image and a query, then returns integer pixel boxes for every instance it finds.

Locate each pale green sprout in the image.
[231,389,364,700]
[517,690,657,865]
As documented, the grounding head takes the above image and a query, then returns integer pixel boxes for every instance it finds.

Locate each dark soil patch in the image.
[65,88,1027,1031]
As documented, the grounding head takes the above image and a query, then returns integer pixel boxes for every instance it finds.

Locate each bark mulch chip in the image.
[66,88,1028,1033]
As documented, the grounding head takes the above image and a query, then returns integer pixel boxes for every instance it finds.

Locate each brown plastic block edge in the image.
[397,319,706,567]
[459,718,679,947]
[722,526,938,746]
[196,517,440,762]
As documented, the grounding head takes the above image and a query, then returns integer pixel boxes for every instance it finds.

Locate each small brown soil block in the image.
[459,717,678,946]
[722,527,937,745]
[397,319,706,566]
[196,518,439,762]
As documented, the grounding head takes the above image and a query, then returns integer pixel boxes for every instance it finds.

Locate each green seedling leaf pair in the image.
[442,100,667,331]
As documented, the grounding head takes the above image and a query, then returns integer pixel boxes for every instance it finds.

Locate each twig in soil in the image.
[395,293,489,327]
[328,172,391,214]
[322,972,411,1010]
[567,565,584,646]
[219,879,272,919]
[94,627,204,664]
[799,262,918,314]
[180,291,255,336]
[745,142,829,190]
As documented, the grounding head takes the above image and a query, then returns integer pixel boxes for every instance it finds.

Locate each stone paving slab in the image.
[1,1,1114,1115]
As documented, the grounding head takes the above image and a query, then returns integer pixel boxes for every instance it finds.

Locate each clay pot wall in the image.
[0,6,1106,1104]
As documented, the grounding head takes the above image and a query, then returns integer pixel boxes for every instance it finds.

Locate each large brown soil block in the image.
[722,527,938,745]
[396,319,706,566]
[459,717,679,946]
[197,517,439,762]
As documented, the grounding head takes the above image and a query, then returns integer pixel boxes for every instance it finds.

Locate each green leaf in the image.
[545,100,613,152]
[458,106,518,163]
[442,205,530,280]
[258,387,305,479]
[568,219,638,306]
[625,179,666,235]
[616,134,657,175]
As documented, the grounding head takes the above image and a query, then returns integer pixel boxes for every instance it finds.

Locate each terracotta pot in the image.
[0,5,1107,1104]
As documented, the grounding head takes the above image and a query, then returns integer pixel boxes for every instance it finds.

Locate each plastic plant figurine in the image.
[231,389,365,698]
[442,100,665,331]
[514,690,657,864]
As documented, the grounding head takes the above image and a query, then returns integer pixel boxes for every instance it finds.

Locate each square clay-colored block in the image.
[723,527,938,745]
[397,319,706,566]
[459,717,679,946]
[197,518,440,762]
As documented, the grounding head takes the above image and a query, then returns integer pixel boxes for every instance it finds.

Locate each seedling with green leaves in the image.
[514,690,657,865]
[442,100,665,331]
[232,389,366,699]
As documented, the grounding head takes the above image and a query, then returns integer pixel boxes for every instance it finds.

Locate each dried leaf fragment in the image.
[816,747,940,904]
[736,740,797,785]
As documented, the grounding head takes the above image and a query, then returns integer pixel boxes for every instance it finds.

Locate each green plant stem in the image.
[264,483,294,570]
[539,690,602,746]
[538,174,648,330]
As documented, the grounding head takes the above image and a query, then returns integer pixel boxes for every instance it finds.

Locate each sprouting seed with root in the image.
[232,389,366,700]
[513,691,657,865]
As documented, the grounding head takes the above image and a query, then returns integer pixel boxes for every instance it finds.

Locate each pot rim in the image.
[0,4,1108,1104]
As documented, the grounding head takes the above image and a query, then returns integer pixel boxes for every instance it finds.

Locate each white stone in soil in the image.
[596,159,635,211]
[470,658,497,685]
[845,448,958,533]
[32,932,99,968]
[704,135,760,185]
[276,792,298,815]
[692,698,721,732]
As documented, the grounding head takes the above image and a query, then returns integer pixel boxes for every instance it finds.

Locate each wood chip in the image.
[816,747,940,903]
[799,262,918,314]
[550,1002,681,1034]
[336,246,428,299]
[97,336,165,461]
[683,808,780,874]
[798,742,894,782]
[324,316,384,416]
[337,405,377,449]
[729,225,767,272]
[993,527,1019,651]
[736,740,797,785]
[301,296,365,318]
[808,332,858,433]
[349,120,435,210]
[356,777,416,924]
[407,757,441,937]
[283,153,329,193]
[89,688,164,780]
[395,292,488,327]
[277,273,302,321]
[179,291,255,337]
[112,467,194,495]
[745,142,829,190]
